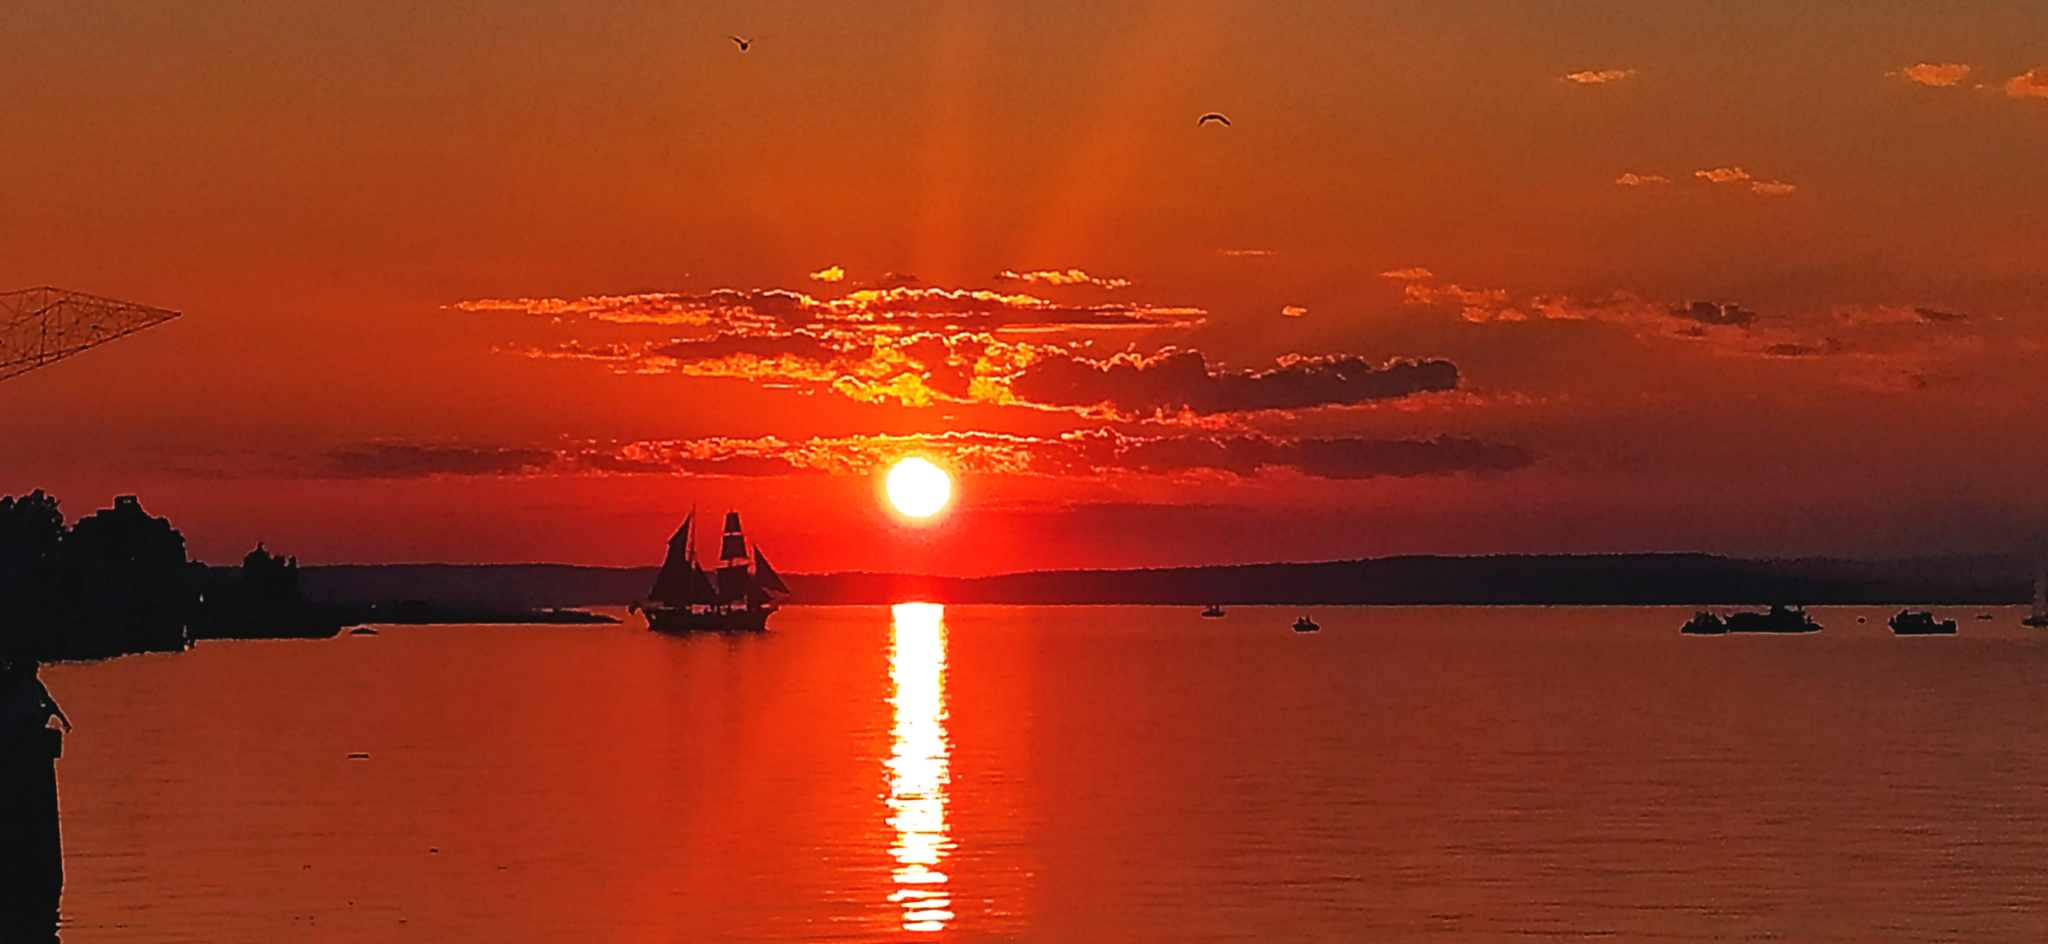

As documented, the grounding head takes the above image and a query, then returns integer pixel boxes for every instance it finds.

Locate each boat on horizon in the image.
[636,510,790,633]
[1293,615,1318,633]
[1682,604,1819,634]
[2025,561,2048,628]
[1202,604,1225,618]
[1889,610,1957,635]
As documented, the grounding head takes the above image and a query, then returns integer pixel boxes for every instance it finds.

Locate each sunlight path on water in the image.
[886,603,953,932]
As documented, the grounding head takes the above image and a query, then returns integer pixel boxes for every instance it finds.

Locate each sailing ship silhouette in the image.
[635,511,790,633]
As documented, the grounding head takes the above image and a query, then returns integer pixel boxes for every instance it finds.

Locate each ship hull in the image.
[645,606,773,634]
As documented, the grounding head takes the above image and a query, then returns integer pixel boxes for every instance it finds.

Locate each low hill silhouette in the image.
[299,554,2036,610]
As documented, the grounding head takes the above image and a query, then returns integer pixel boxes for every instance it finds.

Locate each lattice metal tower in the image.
[0,287,181,382]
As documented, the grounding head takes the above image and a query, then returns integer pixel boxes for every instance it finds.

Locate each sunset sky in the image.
[3,0,2046,574]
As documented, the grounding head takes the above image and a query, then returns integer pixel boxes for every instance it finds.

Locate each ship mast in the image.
[2029,558,2048,628]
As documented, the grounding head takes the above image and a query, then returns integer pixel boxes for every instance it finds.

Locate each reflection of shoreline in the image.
[887,603,954,932]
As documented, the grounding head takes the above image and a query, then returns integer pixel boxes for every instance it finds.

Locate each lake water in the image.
[43,605,2048,942]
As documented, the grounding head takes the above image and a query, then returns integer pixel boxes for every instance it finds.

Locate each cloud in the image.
[808,265,846,283]
[317,444,560,479]
[538,332,1463,416]
[2007,68,2048,99]
[473,279,1458,415]
[994,268,1133,289]
[535,329,1024,407]
[1672,302,1758,327]
[1916,307,1967,323]
[1695,167,1795,194]
[1009,350,1460,417]
[1065,431,1532,479]
[1218,249,1276,257]
[311,431,1532,483]
[459,286,1205,333]
[1615,173,1670,186]
[1761,338,1848,358]
[1378,267,1434,280]
[1564,69,1636,85]
[1893,63,1972,87]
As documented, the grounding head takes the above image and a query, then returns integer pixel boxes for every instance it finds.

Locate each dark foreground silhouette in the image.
[0,491,346,663]
[0,491,617,665]
[0,659,65,942]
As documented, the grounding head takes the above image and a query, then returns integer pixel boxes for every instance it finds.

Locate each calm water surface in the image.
[45,605,2048,942]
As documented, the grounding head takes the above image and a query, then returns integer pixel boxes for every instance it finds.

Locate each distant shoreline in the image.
[297,554,2038,610]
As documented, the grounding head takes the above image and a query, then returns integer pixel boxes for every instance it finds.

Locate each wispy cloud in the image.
[1377,268,1434,281]
[1280,306,1308,318]
[308,430,1532,483]
[808,265,846,283]
[1218,249,1276,257]
[1695,167,1796,194]
[1695,167,1753,184]
[1891,63,1972,87]
[1010,350,1460,417]
[1391,270,1985,387]
[994,268,1133,289]
[2007,68,2048,99]
[458,286,1204,333]
[1564,69,1636,85]
[1615,173,1670,186]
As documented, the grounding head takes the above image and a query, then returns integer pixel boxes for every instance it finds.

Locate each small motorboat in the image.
[1201,604,1225,618]
[1977,613,1995,620]
[348,627,380,636]
[1292,615,1319,633]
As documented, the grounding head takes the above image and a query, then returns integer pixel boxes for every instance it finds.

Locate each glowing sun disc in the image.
[886,458,952,518]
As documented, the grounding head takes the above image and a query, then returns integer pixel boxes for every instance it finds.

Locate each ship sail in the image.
[719,511,748,562]
[716,562,755,604]
[754,546,790,594]
[648,513,695,604]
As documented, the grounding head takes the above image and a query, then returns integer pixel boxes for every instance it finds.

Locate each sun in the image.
[885,457,952,518]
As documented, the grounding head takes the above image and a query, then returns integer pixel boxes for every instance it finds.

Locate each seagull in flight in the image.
[1198,113,1231,126]
[728,35,754,51]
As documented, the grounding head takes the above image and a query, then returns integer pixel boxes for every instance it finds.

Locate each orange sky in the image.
[3,0,2046,573]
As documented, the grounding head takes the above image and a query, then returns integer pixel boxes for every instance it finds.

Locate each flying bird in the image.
[1198,113,1231,126]
[728,35,753,51]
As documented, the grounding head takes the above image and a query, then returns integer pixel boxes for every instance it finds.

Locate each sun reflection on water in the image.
[887,602,954,932]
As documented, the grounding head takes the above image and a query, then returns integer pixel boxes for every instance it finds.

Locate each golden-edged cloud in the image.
[1564,69,1635,85]
[808,265,847,283]
[2007,68,2048,99]
[460,286,1204,332]
[312,430,1532,483]
[1892,63,1972,87]
[1615,173,1670,186]
[539,333,1464,417]
[1281,306,1307,318]
[1695,167,1796,195]
[994,268,1133,289]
